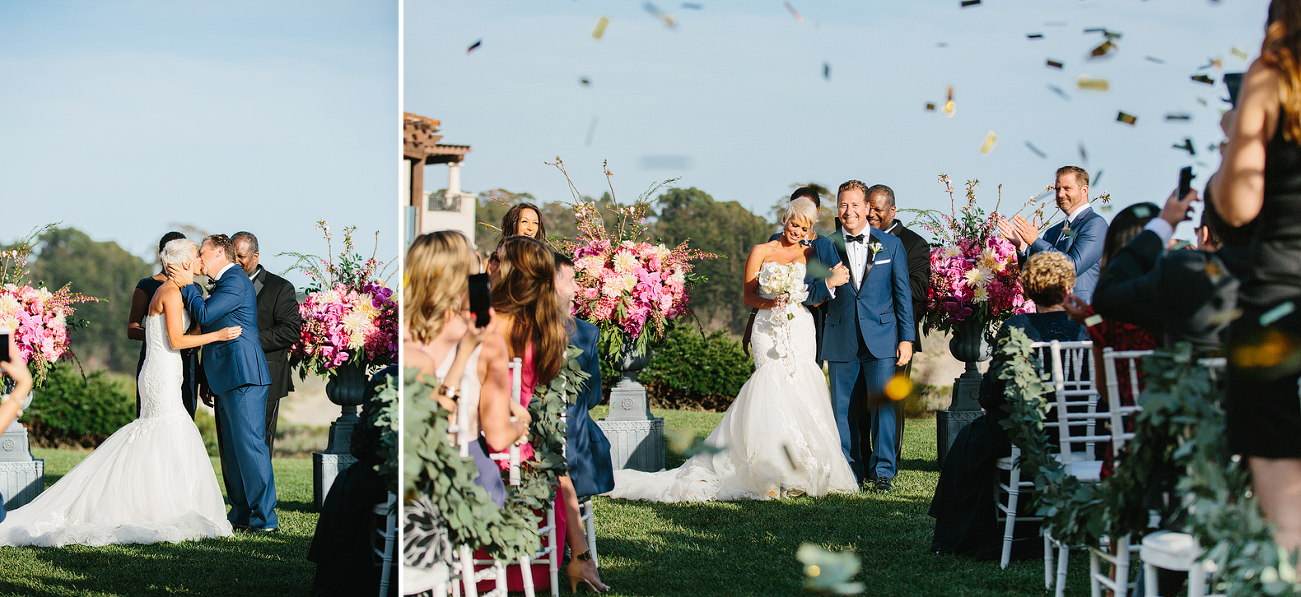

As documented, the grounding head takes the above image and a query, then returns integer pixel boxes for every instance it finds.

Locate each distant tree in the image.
[25,227,153,374]
[654,187,771,335]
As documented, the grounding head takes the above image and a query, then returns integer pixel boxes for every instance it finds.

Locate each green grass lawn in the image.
[0,451,319,597]
[588,407,1091,597]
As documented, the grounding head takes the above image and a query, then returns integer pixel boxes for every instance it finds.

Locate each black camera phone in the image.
[1178,166,1195,200]
[0,327,10,363]
[1225,72,1244,108]
[468,273,491,328]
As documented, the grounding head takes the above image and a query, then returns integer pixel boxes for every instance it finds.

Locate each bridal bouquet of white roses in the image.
[757,263,808,321]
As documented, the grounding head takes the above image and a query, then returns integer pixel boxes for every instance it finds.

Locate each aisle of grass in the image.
[0,450,317,597]
[589,406,1088,596]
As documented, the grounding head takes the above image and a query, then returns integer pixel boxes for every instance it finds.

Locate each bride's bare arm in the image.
[161,289,241,350]
[742,245,782,310]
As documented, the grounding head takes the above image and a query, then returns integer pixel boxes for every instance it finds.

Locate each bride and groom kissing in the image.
[0,234,278,546]
[609,180,915,502]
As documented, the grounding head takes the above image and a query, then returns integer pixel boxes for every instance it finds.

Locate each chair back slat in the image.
[1102,348,1152,457]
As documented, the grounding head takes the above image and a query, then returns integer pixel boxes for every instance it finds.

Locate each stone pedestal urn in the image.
[936,316,993,467]
[0,382,42,510]
[313,361,366,510]
[596,337,664,473]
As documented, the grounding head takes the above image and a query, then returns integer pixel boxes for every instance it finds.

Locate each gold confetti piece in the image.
[1090,40,1116,58]
[942,99,955,117]
[925,102,936,111]
[808,565,821,577]
[1046,59,1063,69]
[467,39,482,53]
[980,131,998,154]
[1192,74,1215,85]
[784,1,804,21]
[592,16,609,39]
[1205,261,1224,281]
[1084,314,1104,327]
[884,374,914,401]
[1077,76,1110,92]
[1198,58,1223,70]
[643,2,676,28]
[1231,46,1249,60]
[1117,111,1137,125]
[1261,302,1296,327]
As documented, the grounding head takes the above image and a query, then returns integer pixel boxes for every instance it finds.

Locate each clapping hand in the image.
[1012,215,1040,249]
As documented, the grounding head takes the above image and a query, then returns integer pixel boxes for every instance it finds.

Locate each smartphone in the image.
[468,273,491,328]
[1225,72,1244,108]
[1178,166,1194,200]
[0,327,10,363]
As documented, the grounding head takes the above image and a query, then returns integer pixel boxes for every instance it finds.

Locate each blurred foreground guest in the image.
[404,231,528,506]
[997,166,1108,303]
[308,365,397,597]
[0,335,34,522]
[1212,0,1301,553]
[553,252,612,593]
[232,231,302,454]
[127,231,202,419]
[929,251,1085,560]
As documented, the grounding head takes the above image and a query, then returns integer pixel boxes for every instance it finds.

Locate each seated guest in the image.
[929,251,1086,560]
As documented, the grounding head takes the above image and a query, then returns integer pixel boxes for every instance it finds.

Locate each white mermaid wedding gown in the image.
[0,311,233,546]
[609,262,858,502]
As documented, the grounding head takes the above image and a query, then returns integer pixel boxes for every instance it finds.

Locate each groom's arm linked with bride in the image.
[168,234,279,533]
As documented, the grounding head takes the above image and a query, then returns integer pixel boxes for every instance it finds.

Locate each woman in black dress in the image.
[1213,0,1301,554]
[125,231,202,419]
[929,251,1088,559]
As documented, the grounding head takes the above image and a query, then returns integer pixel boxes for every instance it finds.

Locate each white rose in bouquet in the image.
[757,263,808,320]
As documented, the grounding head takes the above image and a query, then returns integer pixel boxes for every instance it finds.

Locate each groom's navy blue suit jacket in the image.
[182,265,271,394]
[817,228,915,362]
[1019,207,1108,304]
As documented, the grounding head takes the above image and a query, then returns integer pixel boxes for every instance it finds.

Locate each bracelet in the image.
[436,384,460,403]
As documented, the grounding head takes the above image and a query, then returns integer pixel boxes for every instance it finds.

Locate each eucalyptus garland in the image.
[997,329,1301,596]
[404,344,589,566]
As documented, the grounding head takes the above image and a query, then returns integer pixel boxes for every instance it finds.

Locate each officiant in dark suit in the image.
[997,166,1108,303]
[233,231,303,454]
[866,185,929,459]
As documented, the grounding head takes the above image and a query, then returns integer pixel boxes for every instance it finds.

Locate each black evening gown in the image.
[929,312,1087,559]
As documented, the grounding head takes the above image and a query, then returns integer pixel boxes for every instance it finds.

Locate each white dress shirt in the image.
[212,262,238,282]
[844,228,871,291]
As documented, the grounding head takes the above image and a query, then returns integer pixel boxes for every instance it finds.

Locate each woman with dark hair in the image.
[930,251,1088,560]
[500,202,546,242]
[1212,0,1301,553]
[126,231,204,419]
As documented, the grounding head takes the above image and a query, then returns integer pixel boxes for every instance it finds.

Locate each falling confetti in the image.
[1077,76,1110,92]
[1173,138,1196,155]
[785,1,804,21]
[1027,33,1044,39]
[580,76,591,86]
[1117,111,1137,126]
[1198,58,1223,70]
[1079,142,1089,165]
[1090,40,1117,59]
[682,2,703,8]
[592,16,610,39]
[1048,84,1071,100]
[1025,141,1048,159]
[781,444,804,472]
[1261,302,1296,327]
[644,2,676,28]
[585,116,599,146]
[925,102,936,111]
[961,0,981,6]
[1166,113,1192,121]
[1231,46,1249,60]
[797,544,864,595]
[823,61,831,80]
[884,374,914,401]
[980,131,998,154]
[1146,56,1166,64]
[467,39,482,53]
[1046,59,1064,69]
[1093,169,1105,186]
[1192,74,1215,85]
[942,87,955,117]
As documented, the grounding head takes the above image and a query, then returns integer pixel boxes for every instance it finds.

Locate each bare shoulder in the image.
[150,283,181,315]
[403,341,438,375]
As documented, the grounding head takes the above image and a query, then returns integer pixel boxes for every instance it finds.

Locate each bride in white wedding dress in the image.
[609,198,858,502]
[0,239,236,547]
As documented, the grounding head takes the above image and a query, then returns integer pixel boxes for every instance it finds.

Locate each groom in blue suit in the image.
[177,234,278,533]
[998,166,1109,303]
[818,181,915,492]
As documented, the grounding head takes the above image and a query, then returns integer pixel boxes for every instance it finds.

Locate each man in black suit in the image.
[866,184,930,459]
[233,231,303,454]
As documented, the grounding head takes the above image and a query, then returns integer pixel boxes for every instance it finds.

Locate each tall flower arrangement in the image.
[910,175,1033,336]
[550,158,717,358]
[0,224,100,387]
[285,222,397,377]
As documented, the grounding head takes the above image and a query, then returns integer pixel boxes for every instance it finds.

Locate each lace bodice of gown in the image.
[751,262,814,375]
[140,312,188,419]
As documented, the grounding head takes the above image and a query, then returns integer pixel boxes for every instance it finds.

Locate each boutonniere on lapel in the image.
[868,240,884,257]
[1060,223,1077,239]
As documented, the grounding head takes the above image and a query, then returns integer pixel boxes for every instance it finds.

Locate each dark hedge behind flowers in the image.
[26,362,134,448]
[606,323,754,412]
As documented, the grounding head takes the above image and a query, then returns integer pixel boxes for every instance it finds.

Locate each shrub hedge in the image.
[26,363,135,448]
[611,324,754,412]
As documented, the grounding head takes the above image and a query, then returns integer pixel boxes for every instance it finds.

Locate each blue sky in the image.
[408,0,1268,242]
[0,1,398,289]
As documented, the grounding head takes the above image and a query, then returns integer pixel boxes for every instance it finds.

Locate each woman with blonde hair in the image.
[1213,0,1301,553]
[404,230,529,507]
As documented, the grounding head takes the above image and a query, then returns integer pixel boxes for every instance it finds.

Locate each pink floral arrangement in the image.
[912,175,1033,334]
[550,158,716,357]
[0,225,101,387]
[286,222,397,376]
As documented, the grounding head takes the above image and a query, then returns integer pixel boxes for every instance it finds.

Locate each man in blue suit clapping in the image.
[173,234,278,533]
[997,166,1109,303]
[820,180,915,492]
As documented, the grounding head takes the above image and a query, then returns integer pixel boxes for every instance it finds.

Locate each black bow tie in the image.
[846,234,866,244]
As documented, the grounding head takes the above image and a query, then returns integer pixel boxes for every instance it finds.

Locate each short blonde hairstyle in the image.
[405,231,476,343]
[159,239,198,267]
[1021,251,1076,307]
[782,197,818,228]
